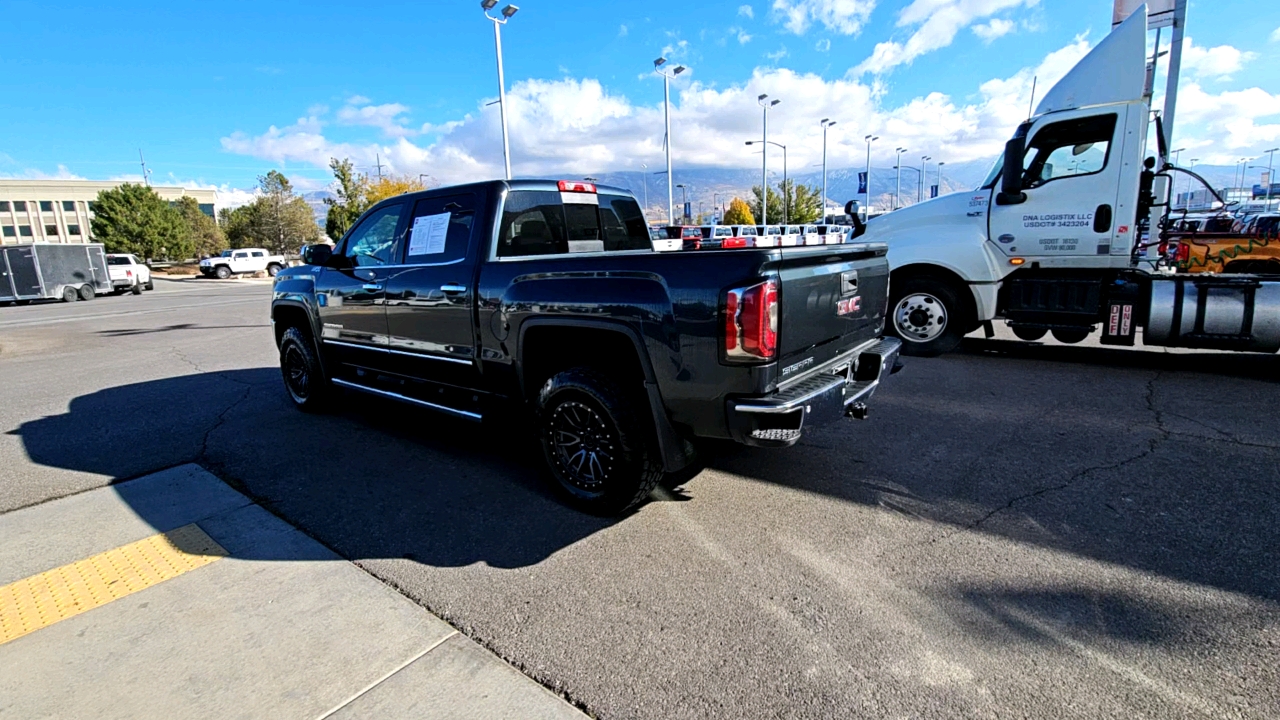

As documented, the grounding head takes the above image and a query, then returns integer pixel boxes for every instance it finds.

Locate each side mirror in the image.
[997,136,1027,206]
[301,243,333,266]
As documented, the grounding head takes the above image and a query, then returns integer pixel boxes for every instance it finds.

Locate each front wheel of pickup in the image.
[538,368,663,516]
[888,276,968,357]
[279,326,331,412]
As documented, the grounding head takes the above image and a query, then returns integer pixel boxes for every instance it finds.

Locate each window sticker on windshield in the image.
[409,213,450,256]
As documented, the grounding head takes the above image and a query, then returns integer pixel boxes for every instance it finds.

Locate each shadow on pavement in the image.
[9,341,1279,606]
[10,368,614,570]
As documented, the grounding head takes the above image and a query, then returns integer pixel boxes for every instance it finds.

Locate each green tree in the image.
[748,180,823,225]
[175,196,226,258]
[232,171,321,254]
[90,183,191,260]
[723,197,755,226]
[324,157,368,241]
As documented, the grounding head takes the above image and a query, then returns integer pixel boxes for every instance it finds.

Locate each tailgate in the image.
[776,243,889,375]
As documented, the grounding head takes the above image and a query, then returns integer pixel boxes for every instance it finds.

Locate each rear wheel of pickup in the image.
[130,282,143,295]
[279,326,330,412]
[538,368,663,516]
[888,276,968,357]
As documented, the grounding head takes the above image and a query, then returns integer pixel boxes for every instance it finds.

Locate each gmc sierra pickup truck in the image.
[271,179,901,514]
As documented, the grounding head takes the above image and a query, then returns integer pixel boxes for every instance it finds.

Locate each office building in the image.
[0,179,217,245]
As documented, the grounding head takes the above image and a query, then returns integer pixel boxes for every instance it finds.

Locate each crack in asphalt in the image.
[956,370,1173,535]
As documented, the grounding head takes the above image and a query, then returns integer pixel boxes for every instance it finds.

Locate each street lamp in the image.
[894,147,907,210]
[1186,159,1199,207]
[820,119,837,222]
[676,183,690,223]
[655,58,687,225]
[919,156,930,203]
[895,165,922,206]
[758,94,780,226]
[1170,147,1185,167]
[746,140,787,223]
[864,135,878,213]
[1266,147,1279,208]
[712,192,721,224]
[639,163,649,218]
[936,161,946,197]
[481,0,519,180]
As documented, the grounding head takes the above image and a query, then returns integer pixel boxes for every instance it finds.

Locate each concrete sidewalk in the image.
[0,465,585,719]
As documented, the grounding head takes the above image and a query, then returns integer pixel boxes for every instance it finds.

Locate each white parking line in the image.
[0,297,265,329]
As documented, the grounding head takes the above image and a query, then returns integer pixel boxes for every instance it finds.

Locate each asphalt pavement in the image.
[1,277,1277,719]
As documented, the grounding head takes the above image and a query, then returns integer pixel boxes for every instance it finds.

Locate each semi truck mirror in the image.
[997,136,1027,206]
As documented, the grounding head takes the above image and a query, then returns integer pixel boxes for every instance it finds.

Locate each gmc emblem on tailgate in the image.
[837,296,862,315]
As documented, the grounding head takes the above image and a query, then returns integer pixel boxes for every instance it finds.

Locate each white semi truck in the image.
[868,6,1280,357]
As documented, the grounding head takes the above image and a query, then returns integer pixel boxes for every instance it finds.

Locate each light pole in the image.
[895,165,921,206]
[1186,158,1199,208]
[481,1,519,180]
[894,147,906,210]
[1170,147,1185,167]
[639,163,649,218]
[864,135,878,214]
[919,156,930,203]
[821,119,836,222]
[712,193,721,224]
[654,58,687,225]
[757,94,780,225]
[746,140,787,223]
[1266,148,1279,208]
[676,183,689,223]
[936,161,945,197]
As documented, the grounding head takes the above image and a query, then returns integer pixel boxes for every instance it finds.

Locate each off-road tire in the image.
[279,326,331,412]
[215,265,232,280]
[538,368,663,516]
[78,284,95,301]
[887,275,968,357]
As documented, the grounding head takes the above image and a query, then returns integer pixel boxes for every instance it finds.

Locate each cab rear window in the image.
[498,190,652,257]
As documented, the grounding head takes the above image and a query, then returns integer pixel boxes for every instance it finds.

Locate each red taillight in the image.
[722,237,748,248]
[1173,242,1189,262]
[724,279,778,362]
[557,180,597,193]
[125,270,132,277]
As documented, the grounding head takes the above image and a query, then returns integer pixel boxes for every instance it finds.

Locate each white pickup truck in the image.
[200,248,286,279]
[105,254,153,295]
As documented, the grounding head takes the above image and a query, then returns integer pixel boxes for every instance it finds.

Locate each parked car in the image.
[271,179,900,515]
[106,254,153,294]
[200,248,286,279]
[754,225,783,247]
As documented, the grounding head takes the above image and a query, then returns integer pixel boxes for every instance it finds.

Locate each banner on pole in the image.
[1113,0,1175,28]
[930,185,939,199]
[857,172,867,194]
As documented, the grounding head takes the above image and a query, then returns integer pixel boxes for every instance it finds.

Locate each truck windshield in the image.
[499,191,651,257]
[219,250,233,257]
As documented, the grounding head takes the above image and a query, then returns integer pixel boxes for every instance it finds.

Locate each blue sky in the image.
[2,0,1277,202]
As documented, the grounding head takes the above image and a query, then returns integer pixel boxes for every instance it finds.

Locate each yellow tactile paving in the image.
[0,523,227,645]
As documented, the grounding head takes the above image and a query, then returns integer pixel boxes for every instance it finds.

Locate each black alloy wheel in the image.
[279,326,329,411]
[538,368,663,515]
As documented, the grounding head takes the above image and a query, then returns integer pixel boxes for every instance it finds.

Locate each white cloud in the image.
[0,164,87,181]
[972,18,1015,43]
[855,0,1037,75]
[662,39,689,58]
[772,0,875,36]
[766,47,790,61]
[1270,26,1280,42]
[739,4,755,18]
[618,24,628,37]
[346,95,370,105]
[222,39,1101,188]
[336,97,415,138]
[1171,83,1280,163]
[1181,37,1256,81]
[816,38,832,52]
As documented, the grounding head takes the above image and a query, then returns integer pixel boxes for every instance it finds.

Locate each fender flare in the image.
[517,317,693,473]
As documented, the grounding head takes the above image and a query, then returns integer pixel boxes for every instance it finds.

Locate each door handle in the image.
[440,283,467,294]
[362,283,383,291]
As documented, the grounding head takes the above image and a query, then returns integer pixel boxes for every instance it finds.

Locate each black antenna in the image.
[1026,76,1037,120]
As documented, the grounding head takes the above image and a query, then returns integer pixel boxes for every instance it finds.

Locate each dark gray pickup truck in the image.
[271,179,900,514]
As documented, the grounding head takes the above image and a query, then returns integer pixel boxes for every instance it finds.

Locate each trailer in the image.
[862,6,1280,357]
[0,243,112,305]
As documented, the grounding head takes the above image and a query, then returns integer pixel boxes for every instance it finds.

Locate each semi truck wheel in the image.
[279,326,331,412]
[78,284,96,301]
[61,287,78,303]
[1011,326,1047,342]
[215,265,232,280]
[1051,327,1091,344]
[538,368,663,516]
[888,276,967,357]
